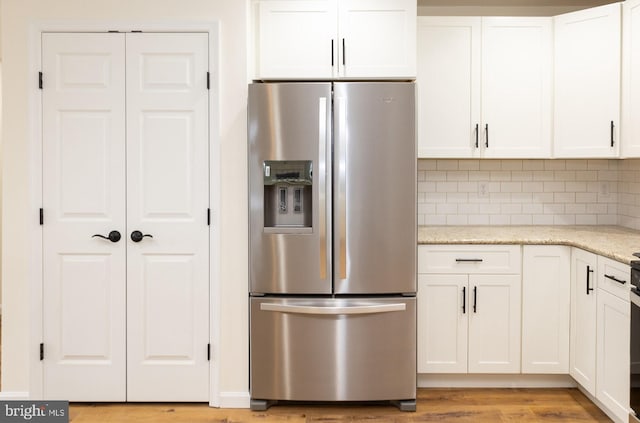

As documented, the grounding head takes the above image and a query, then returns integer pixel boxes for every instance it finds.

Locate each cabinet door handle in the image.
[586,265,594,295]
[473,286,477,313]
[485,124,489,148]
[456,258,483,263]
[342,38,346,66]
[475,124,479,148]
[611,121,615,147]
[462,286,466,314]
[331,39,334,67]
[604,274,627,285]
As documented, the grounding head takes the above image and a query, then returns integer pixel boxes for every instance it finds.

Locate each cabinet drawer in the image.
[418,245,521,274]
[597,256,630,301]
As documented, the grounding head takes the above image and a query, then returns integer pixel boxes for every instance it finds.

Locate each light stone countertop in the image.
[418,225,640,265]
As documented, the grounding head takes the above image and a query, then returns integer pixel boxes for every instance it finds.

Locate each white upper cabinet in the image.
[622,0,640,158]
[417,17,481,158]
[255,0,416,79]
[338,0,417,78]
[417,16,552,159]
[554,3,621,158]
[256,1,337,79]
[481,18,552,158]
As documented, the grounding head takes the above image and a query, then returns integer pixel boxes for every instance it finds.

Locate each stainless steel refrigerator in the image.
[248,82,416,411]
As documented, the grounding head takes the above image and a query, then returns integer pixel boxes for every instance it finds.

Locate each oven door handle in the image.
[260,303,406,315]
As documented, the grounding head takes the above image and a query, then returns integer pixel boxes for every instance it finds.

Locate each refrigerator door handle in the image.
[260,303,406,315]
[318,97,328,280]
[336,96,348,280]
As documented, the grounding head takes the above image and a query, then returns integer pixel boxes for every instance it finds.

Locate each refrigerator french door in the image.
[248,82,416,410]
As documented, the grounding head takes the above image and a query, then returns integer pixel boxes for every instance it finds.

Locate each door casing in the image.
[27,21,221,406]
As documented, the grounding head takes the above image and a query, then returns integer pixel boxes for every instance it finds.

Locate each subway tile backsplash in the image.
[417,159,640,230]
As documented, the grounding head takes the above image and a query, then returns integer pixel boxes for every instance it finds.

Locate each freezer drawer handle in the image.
[260,303,406,315]
[604,274,627,285]
[456,258,483,263]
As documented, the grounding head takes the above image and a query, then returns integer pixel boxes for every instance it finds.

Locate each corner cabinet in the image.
[622,0,640,158]
[570,248,598,395]
[554,3,621,158]
[254,0,416,80]
[416,17,552,159]
[417,245,522,374]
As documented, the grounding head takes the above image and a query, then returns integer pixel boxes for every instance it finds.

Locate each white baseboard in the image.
[218,391,250,408]
[0,392,30,400]
[418,374,576,388]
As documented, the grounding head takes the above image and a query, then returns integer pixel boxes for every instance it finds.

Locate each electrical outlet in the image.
[600,182,610,197]
[478,182,489,198]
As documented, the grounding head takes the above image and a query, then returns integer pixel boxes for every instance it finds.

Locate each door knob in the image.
[92,230,121,243]
[131,230,153,243]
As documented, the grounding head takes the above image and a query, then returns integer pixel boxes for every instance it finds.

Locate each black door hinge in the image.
[207,208,211,226]
[206,72,210,90]
[39,208,44,225]
[207,343,211,361]
[40,343,44,360]
[38,72,43,89]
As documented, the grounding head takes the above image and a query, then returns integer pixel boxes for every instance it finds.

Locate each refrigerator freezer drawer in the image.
[250,297,416,402]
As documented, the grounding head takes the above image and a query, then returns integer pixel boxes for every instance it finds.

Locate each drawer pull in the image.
[456,258,483,263]
[604,274,627,285]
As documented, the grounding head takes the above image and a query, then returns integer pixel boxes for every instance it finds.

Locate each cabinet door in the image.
[570,248,598,395]
[481,18,552,158]
[337,0,416,78]
[257,0,337,79]
[416,17,481,158]
[622,0,640,157]
[554,3,621,158]
[417,274,468,373]
[522,246,570,373]
[596,289,631,422]
[468,274,521,373]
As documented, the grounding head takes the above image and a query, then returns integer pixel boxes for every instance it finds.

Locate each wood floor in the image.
[69,388,612,422]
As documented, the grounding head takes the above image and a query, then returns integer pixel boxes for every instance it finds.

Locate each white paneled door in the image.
[42,32,210,402]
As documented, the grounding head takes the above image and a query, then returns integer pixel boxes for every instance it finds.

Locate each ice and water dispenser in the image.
[263,160,312,233]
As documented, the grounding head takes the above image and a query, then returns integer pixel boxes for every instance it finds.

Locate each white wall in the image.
[0,0,249,400]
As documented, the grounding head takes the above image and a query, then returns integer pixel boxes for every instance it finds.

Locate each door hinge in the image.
[207,343,211,361]
[206,72,210,90]
[39,208,44,225]
[40,343,44,361]
[207,208,211,226]
[38,72,43,89]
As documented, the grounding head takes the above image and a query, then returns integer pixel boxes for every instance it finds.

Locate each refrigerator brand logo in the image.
[0,402,68,423]
[382,97,395,104]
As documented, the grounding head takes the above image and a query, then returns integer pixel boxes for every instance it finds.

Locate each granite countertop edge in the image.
[418,225,640,265]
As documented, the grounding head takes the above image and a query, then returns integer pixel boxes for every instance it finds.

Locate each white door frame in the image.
[28,20,221,406]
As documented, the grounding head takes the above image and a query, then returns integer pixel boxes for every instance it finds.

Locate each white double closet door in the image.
[42,32,210,402]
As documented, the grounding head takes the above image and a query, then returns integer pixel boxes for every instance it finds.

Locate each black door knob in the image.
[131,230,153,243]
[92,230,121,243]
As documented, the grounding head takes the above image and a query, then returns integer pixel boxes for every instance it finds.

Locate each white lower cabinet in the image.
[596,256,631,423]
[570,248,598,395]
[521,245,570,373]
[419,244,631,422]
[418,245,521,374]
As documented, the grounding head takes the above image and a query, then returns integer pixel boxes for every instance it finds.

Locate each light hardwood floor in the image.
[69,388,612,422]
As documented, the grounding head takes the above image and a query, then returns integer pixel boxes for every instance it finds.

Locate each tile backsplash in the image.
[417,159,640,229]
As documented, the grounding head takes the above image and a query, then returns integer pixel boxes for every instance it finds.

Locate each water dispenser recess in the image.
[263,160,313,233]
